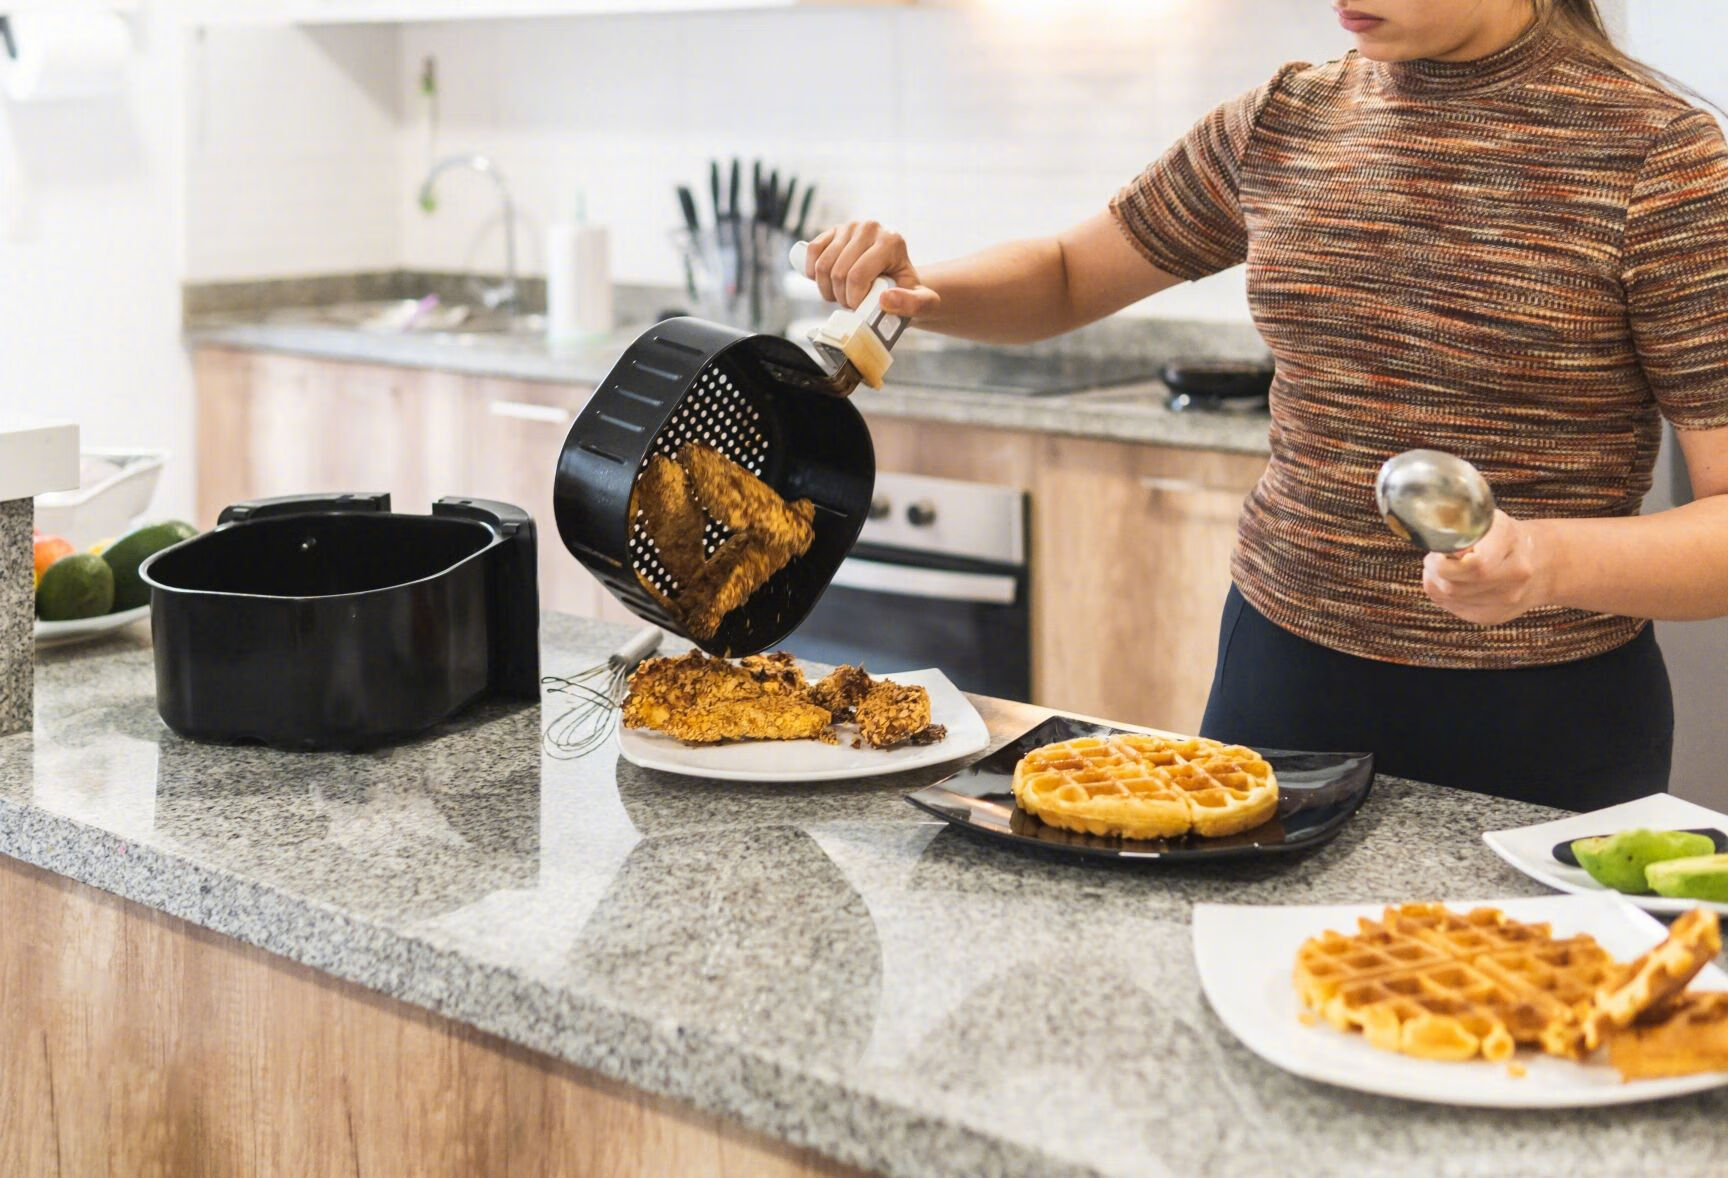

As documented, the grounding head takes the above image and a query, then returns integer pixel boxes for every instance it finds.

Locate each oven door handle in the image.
[828,557,1019,605]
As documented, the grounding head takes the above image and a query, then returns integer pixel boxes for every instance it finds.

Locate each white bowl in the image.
[34,449,166,547]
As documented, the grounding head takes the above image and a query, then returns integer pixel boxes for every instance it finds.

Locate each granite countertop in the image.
[184,310,1273,457]
[7,615,1724,1177]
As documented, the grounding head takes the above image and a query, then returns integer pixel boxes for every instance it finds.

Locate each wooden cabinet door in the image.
[1033,436,1266,732]
[460,376,602,617]
[192,347,259,527]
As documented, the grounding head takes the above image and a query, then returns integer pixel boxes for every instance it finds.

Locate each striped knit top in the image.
[1110,23,1728,669]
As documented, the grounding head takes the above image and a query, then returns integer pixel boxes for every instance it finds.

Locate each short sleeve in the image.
[1624,109,1728,430]
[1108,63,1304,281]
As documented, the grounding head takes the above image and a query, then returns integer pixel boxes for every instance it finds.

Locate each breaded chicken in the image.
[855,681,932,749]
[621,650,829,744]
[809,665,875,722]
[628,444,817,638]
[677,528,794,640]
[677,443,817,557]
[629,453,708,587]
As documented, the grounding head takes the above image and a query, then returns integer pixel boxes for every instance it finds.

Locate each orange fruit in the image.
[33,535,74,588]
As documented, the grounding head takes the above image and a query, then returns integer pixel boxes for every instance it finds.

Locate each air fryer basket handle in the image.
[435,497,541,698]
[217,492,391,527]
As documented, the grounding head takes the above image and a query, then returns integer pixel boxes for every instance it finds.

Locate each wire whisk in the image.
[542,627,664,759]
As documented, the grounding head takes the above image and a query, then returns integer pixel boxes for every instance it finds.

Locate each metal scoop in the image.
[1374,449,1497,555]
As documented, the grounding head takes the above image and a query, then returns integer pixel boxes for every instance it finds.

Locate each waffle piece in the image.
[1583,907,1721,1051]
[855,681,933,749]
[1293,904,1623,1063]
[1607,990,1728,1080]
[1011,734,1278,841]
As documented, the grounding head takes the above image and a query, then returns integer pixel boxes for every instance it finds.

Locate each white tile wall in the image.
[0,3,195,520]
[395,2,1343,322]
[184,23,401,279]
[180,0,1705,326]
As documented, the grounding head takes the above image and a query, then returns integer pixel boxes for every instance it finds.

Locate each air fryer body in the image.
[142,494,540,750]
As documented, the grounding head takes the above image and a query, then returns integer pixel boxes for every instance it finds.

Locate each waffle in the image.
[1293,904,1620,1062]
[1582,906,1721,1051]
[1295,904,1723,1067]
[1010,734,1278,840]
[1608,990,1728,1080]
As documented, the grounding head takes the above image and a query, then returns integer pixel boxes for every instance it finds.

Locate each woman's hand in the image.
[802,221,941,318]
[1422,510,1554,626]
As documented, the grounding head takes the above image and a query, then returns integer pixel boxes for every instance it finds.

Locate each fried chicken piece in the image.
[630,453,708,587]
[855,681,933,749]
[907,723,947,746]
[622,650,828,744]
[677,443,816,556]
[640,696,833,744]
[809,665,875,722]
[678,528,794,640]
[626,444,819,640]
[736,651,808,692]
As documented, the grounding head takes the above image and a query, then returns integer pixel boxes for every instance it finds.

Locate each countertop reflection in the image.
[4,614,1724,1178]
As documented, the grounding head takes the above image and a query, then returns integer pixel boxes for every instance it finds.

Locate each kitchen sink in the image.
[262,299,545,337]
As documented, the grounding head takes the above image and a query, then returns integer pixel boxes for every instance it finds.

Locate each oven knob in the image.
[868,496,891,521]
[906,500,937,527]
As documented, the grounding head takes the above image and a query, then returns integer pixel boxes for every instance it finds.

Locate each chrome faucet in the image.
[418,153,519,313]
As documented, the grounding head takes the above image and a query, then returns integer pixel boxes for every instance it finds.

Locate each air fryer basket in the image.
[553,316,875,656]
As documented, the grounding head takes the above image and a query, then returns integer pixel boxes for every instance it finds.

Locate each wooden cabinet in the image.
[459,376,598,617]
[193,348,1266,724]
[868,416,1266,733]
[191,347,603,620]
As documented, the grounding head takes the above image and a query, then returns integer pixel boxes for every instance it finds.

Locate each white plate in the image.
[1193,893,1728,1108]
[616,668,989,782]
[1483,793,1728,917]
[34,604,150,649]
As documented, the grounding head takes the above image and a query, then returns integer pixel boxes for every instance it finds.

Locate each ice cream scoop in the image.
[1374,449,1497,555]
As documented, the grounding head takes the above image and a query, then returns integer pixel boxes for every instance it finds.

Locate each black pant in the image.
[1200,585,1673,810]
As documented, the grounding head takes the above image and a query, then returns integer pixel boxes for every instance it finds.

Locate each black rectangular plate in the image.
[905,715,1374,862]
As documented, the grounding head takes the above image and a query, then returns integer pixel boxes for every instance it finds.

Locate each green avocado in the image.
[1570,828,1716,894]
[102,520,198,611]
[1647,854,1728,903]
[35,553,115,621]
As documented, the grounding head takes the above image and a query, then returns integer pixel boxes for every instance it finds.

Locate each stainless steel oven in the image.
[782,471,1030,701]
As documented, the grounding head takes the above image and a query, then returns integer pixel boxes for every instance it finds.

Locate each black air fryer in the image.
[140,493,539,750]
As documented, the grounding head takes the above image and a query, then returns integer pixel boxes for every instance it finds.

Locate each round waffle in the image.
[1293,903,1624,1063]
[1010,734,1279,840]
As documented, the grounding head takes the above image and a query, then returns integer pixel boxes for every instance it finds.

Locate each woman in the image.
[802,0,1728,809]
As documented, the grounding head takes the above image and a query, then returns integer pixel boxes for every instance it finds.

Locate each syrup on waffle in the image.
[1010,734,1278,840]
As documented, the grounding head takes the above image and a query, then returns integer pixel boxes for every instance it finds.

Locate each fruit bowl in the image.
[34,449,166,548]
[34,605,151,650]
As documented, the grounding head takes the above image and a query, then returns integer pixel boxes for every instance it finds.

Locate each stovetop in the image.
[885,349,1163,396]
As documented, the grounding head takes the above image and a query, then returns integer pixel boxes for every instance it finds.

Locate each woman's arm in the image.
[1425,425,1728,624]
[801,213,1182,346]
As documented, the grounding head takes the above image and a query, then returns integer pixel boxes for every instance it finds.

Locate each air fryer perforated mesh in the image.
[627,356,772,601]
[554,316,874,656]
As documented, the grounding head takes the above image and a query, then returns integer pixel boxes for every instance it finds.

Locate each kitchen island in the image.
[4,615,1723,1177]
